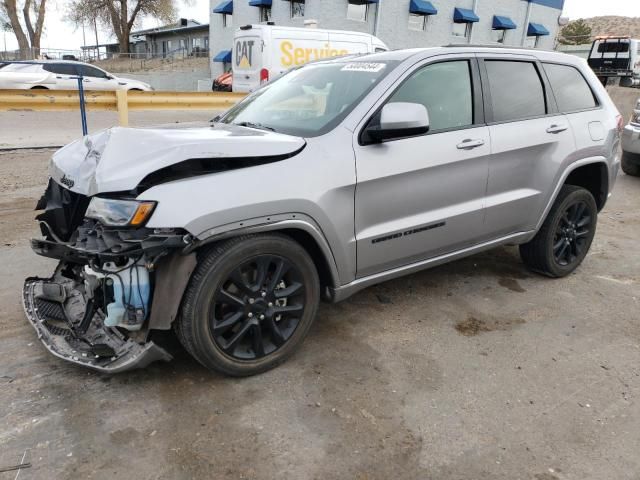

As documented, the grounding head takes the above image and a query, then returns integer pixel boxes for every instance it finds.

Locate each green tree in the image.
[558,19,592,45]
[66,0,176,54]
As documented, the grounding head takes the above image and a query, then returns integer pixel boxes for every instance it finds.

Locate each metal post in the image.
[76,76,88,136]
[373,0,382,37]
[470,0,479,43]
[522,0,532,47]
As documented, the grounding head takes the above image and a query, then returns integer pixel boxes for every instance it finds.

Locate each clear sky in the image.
[2,0,639,53]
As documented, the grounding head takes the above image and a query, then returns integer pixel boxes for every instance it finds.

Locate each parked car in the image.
[24,47,621,376]
[621,98,640,176]
[0,60,153,91]
[212,70,232,92]
[231,24,388,92]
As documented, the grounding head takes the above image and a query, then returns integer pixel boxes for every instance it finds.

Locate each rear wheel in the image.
[176,234,320,376]
[621,151,640,177]
[520,185,597,278]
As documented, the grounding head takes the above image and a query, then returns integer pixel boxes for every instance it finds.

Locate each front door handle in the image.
[546,124,568,134]
[456,138,485,150]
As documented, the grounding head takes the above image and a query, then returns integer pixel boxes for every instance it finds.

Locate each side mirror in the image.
[366,102,430,142]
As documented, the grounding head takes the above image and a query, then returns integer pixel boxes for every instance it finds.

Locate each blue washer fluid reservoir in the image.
[102,262,151,331]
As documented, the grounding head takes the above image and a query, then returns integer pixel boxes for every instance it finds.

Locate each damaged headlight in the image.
[86,198,156,227]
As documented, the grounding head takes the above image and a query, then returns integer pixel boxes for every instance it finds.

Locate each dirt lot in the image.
[1,144,640,478]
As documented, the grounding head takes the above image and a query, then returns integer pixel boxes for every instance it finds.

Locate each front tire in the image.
[621,151,640,177]
[176,234,320,376]
[520,185,597,278]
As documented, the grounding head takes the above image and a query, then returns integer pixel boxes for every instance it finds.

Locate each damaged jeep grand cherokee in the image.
[24,47,621,376]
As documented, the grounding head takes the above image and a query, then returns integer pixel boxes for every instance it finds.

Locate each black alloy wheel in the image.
[211,255,306,360]
[176,234,320,376]
[552,200,592,266]
[520,185,597,277]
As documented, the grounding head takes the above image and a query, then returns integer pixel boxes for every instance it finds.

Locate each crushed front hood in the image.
[49,124,306,195]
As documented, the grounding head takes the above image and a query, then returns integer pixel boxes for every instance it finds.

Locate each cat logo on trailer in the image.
[236,40,255,69]
[230,24,388,93]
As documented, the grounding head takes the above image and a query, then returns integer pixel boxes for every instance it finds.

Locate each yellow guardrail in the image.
[0,89,247,126]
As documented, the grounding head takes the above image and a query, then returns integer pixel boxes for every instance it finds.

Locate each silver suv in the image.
[24,47,622,376]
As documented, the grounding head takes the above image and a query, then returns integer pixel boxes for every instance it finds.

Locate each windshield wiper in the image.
[234,121,276,132]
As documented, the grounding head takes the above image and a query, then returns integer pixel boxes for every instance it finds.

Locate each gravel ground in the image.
[0,143,639,478]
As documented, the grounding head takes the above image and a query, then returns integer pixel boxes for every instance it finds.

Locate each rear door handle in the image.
[546,124,568,134]
[456,139,485,150]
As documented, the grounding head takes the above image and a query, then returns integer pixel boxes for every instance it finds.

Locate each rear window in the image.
[544,63,597,113]
[596,42,630,54]
[0,63,42,73]
[484,60,546,123]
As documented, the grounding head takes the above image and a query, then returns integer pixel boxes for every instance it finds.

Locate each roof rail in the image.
[444,43,537,50]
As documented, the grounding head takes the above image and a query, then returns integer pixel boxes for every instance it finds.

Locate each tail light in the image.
[260,68,269,84]
[616,114,624,134]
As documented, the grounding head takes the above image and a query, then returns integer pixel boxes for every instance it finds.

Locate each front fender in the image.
[185,213,342,289]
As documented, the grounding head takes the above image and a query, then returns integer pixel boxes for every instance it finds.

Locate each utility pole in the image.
[373,0,382,37]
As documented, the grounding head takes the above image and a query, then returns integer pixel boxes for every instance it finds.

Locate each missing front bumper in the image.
[23,274,172,373]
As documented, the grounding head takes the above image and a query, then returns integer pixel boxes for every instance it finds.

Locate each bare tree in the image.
[66,0,176,54]
[1,0,46,58]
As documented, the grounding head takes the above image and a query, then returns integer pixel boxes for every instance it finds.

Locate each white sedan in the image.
[0,60,153,91]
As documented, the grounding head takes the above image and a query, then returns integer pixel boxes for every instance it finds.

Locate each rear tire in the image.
[176,234,320,376]
[621,151,640,177]
[520,185,597,278]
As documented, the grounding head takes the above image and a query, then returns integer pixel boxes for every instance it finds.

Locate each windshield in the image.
[220,60,398,137]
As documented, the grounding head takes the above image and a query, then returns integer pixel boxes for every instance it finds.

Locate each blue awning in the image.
[213,50,232,63]
[213,0,233,14]
[453,7,479,23]
[249,0,271,6]
[492,15,516,30]
[528,22,550,36]
[410,0,437,15]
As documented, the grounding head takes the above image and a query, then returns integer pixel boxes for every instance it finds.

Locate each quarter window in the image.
[290,0,305,18]
[544,63,597,112]
[388,60,474,131]
[347,2,368,22]
[484,60,546,123]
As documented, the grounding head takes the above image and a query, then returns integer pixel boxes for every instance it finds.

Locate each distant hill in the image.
[581,16,640,39]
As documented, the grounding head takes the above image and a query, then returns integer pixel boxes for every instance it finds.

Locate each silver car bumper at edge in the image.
[23,274,172,373]
[622,124,640,155]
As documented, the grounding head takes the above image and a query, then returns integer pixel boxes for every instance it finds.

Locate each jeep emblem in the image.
[60,174,75,188]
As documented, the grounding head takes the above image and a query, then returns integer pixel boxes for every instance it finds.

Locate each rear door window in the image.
[484,60,546,123]
[43,64,80,76]
[543,63,597,113]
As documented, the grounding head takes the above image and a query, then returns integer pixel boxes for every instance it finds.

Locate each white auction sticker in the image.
[341,63,386,73]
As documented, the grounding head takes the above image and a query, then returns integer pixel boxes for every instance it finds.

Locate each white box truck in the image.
[232,24,388,93]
